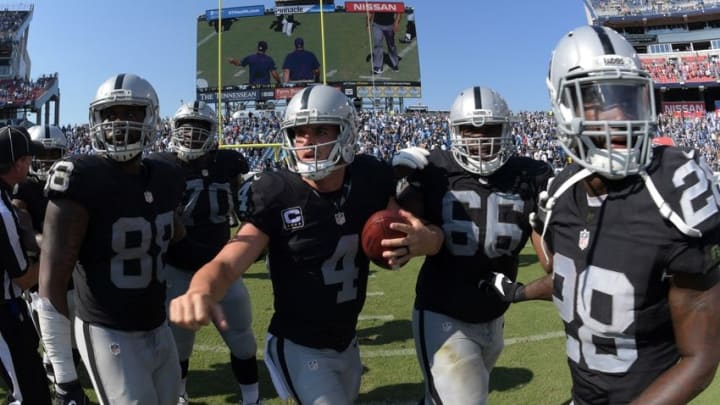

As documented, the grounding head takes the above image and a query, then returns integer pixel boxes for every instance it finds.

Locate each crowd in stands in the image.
[53,109,720,174]
[590,0,720,17]
[0,74,56,107]
[0,8,25,35]
[641,54,720,84]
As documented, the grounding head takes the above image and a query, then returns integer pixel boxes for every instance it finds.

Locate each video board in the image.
[196,1,421,102]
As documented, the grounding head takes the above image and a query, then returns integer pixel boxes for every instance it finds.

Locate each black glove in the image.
[53,380,90,405]
[490,272,526,303]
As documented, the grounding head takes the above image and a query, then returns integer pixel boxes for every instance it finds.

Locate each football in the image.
[361,208,408,270]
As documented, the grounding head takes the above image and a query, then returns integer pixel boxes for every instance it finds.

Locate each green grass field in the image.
[196,12,421,89]
[4,243,719,404]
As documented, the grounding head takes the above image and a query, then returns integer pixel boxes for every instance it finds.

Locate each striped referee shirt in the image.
[0,183,25,301]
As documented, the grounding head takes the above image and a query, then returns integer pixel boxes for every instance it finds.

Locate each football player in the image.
[156,101,260,405]
[169,85,431,404]
[11,125,90,401]
[12,125,68,254]
[493,25,720,404]
[388,86,552,404]
[37,73,185,405]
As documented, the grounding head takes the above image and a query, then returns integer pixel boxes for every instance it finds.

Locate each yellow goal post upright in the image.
[214,0,283,163]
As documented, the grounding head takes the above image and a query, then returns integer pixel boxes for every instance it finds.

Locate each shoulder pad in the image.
[236,171,287,220]
[547,163,584,196]
[44,155,104,205]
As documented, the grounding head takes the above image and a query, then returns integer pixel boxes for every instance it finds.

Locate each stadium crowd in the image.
[53,108,720,173]
[0,74,56,107]
[591,0,720,17]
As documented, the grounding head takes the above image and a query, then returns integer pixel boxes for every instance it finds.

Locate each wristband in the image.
[513,284,527,303]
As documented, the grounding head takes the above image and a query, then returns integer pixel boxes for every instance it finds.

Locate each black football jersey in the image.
[409,150,552,323]
[12,174,47,233]
[236,154,395,351]
[151,150,247,269]
[544,147,720,403]
[45,155,185,331]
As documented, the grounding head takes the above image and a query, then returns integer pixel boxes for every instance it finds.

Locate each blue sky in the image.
[26,0,587,125]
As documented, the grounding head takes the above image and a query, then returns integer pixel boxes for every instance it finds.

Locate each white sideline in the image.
[192,330,565,357]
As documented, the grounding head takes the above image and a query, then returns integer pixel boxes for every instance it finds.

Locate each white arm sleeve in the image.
[36,297,77,384]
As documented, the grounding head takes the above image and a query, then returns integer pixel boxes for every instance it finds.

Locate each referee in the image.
[0,125,52,404]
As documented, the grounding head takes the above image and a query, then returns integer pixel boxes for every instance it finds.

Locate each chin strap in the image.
[638,170,702,238]
[538,168,595,264]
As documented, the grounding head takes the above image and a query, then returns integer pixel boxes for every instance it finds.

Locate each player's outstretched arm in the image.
[630,269,720,404]
[169,221,269,331]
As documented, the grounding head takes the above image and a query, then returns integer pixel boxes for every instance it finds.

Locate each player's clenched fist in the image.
[169,292,228,332]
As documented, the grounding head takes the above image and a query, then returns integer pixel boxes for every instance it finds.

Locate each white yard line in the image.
[193,330,565,357]
[358,314,394,321]
[198,31,217,47]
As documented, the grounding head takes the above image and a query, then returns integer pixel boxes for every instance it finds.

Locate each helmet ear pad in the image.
[340,137,357,165]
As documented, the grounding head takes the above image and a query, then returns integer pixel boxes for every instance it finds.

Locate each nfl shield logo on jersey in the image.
[578,229,590,250]
[109,342,121,356]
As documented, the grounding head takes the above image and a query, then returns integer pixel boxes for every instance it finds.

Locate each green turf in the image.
[4,244,719,404]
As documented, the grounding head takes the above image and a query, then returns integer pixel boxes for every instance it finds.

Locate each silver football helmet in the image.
[89,73,159,162]
[28,125,68,180]
[547,25,656,179]
[171,101,218,161]
[281,84,357,180]
[449,86,513,175]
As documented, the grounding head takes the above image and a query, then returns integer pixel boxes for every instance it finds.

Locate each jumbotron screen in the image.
[196,1,421,102]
